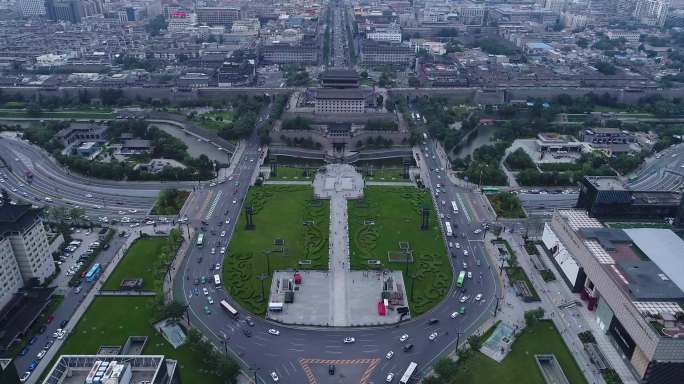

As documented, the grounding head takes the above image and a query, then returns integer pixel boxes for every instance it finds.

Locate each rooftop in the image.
[624,229,684,293]
[0,204,42,236]
[43,355,176,384]
[557,209,603,231]
[315,88,369,100]
[584,176,627,192]
[618,261,684,301]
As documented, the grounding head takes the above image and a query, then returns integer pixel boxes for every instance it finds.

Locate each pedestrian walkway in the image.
[329,194,349,326]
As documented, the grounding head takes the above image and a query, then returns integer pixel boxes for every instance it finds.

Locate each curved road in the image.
[174,109,500,383]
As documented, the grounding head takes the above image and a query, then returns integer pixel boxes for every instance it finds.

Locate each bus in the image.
[450,201,459,214]
[220,300,239,318]
[85,263,102,283]
[196,233,204,248]
[456,270,466,288]
[445,222,453,237]
[213,274,221,287]
[481,187,500,194]
[400,362,418,384]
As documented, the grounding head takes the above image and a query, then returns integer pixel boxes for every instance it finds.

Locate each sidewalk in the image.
[500,232,611,384]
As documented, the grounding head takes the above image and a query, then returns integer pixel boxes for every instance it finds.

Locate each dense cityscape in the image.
[1,1,684,384]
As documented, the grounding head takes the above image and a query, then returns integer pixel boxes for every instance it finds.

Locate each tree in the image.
[145,15,168,36]
[433,357,459,378]
[505,148,536,170]
[467,334,483,351]
[595,61,617,75]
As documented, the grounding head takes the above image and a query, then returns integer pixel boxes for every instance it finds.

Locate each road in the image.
[173,100,500,383]
[627,142,684,192]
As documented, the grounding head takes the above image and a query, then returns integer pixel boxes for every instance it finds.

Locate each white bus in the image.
[451,201,459,214]
[213,274,221,287]
[400,362,418,384]
[220,300,239,318]
[445,221,453,237]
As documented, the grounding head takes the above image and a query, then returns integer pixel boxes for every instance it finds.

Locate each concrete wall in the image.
[282,111,397,124]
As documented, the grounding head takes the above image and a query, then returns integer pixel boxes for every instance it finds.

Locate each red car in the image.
[46,315,54,324]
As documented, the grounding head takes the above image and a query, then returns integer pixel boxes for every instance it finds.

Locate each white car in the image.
[118,210,126,215]
[455,243,461,249]
[386,373,394,382]
[220,247,226,254]
[463,262,468,269]
[209,182,217,187]
[399,334,409,342]
[429,332,438,341]
[211,248,216,255]
[232,200,237,204]
[220,231,226,237]
[129,209,137,213]
[57,329,66,339]
[203,288,209,296]
[37,349,46,360]
[450,311,459,319]
[268,329,280,336]
[215,263,220,271]
[463,250,469,256]
[460,295,469,303]
[85,193,93,198]
[474,229,482,234]
[207,296,214,304]
[467,272,473,279]
[343,337,355,344]
[129,223,140,228]
[225,218,230,224]
[270,372,279,382]
[386,351,394,359]
[475,293,483,301]
[448,242,453,248]
[45,197,53,202]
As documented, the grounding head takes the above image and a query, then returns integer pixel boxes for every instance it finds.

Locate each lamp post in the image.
[256,273,268,301]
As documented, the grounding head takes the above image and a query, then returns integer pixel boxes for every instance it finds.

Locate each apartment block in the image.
[0,236,23,311]
[543,210,684,383]
[196,7,241,27]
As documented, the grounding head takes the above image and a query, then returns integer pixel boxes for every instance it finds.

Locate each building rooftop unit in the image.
[42,355,178,384]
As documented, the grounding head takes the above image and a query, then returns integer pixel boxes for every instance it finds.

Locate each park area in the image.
[450,320,588,384]
[348,186,451,315]
[102,233,182,293]
[50,297,223,384]
[223,185,330,315]
[269,165,316,180]
[192,110,234,131]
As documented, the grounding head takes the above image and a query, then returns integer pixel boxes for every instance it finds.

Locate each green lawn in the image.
[102,236,170,293]
[505,267,540,301]
[450,320,588,384]
[348,187,451,315]
[223,185,329,315]
[364,167,407,181]
[605,221,672,229]
[52,297,221,384]
[269,166,316,180]
[193,110,234,131]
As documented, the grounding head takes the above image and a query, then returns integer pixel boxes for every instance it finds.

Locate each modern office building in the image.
[543,210,684,383]
[360,40,414,67]
[43,355,180,384]
[0,204,55,288]
[261,39,318,65]
[196,7,240,27]
[576,176,681,219]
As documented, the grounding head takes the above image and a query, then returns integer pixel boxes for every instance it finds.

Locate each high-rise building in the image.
[18,0,47,16]
[544,0,567,13]
[196,7,240,27]
[0,235,23,311]
[45,0,102,23]
[0,204,55,289]
[634,0,671,27]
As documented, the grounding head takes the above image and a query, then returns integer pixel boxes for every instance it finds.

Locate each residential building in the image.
[0,205,55,287]
[43,355,180,384]
[366,22,402,43]
[19,0,47,16]
[196,7,240,27]
[315,89,369,114]
[361,40,414,67]
[542,210,684,383]
[0,236,23,312]
[543,0,567,13]
[606,31,641,42]
[634,0,670,27]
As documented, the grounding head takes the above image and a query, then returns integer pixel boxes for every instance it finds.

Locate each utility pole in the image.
[494,295,502,315]
[410,272,417,301]
[455,330,463,352]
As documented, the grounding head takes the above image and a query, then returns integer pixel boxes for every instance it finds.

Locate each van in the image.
[403,343,414,352]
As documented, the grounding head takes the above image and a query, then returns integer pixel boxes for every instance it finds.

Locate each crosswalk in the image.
[204,190,223,221]
[298,358,380,384]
